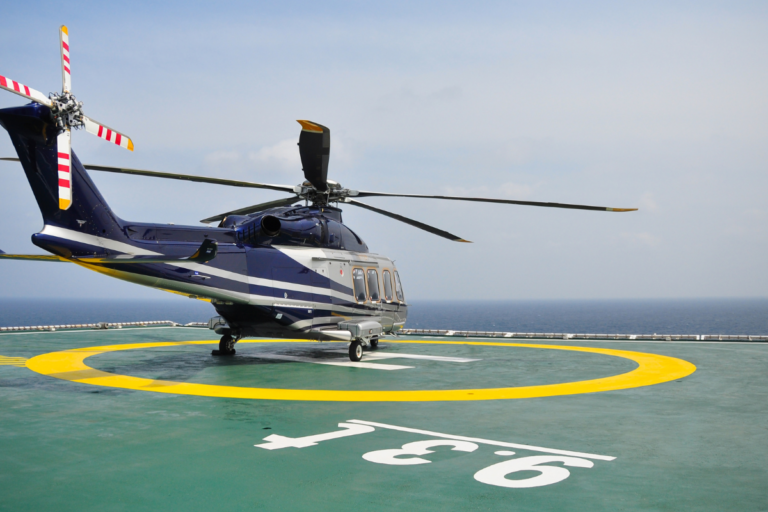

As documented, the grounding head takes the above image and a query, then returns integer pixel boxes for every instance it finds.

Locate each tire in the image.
[349,341,363,362]
[218,335,235,355]
[370,338,379,349]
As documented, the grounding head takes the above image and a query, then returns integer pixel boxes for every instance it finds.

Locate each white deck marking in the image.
[327,350,479,363]
[252,353,413,370]
[346,419,616,461]
[249,348,479,370]
[256,423,375,450]
[443,338,768,346]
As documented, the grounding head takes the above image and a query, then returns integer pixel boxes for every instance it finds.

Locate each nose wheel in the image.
[349,340,363,362]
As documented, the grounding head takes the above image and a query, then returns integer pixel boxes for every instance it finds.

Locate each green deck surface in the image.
[1,327,766,511]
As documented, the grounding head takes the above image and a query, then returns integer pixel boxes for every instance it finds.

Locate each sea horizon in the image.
[1,297,766,335]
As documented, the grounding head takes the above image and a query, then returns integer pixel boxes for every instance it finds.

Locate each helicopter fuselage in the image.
[33,210,408,341]
[0,103,407,342]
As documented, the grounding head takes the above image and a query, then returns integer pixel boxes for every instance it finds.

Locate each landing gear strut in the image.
[349,340,363,362]
[212,333,238,356]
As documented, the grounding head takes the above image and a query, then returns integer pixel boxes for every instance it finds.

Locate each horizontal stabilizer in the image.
[74,239,218,265]
[0,250,68,262]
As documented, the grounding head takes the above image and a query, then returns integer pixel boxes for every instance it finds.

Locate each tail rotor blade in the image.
[297,120,330,191]
[57,129,72,210]
[83,116,134,151]
[0,75,52,106]
[60,26,71,93]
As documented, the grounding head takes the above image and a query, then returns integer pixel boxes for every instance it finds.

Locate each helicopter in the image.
[0,26,637,361]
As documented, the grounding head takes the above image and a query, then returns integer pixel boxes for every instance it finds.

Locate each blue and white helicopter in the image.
[0,27,637,361]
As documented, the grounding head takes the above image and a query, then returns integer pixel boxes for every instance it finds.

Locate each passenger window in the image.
[352,268,367,302]
[382,270,393,301]
[394,270,404,302]
[367,269,380,302]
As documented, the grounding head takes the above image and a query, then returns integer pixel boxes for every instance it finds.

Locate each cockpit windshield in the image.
[394,270,404,302]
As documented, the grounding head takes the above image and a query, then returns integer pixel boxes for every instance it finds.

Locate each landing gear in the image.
[349,340,363,362]
[369,337,379,349]
[212,334,237,356]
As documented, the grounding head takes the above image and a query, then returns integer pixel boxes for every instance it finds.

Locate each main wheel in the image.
[212,335,236,356]
[370,337,379,349]
[349,341,363,362]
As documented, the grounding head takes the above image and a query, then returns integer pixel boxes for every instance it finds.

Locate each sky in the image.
[0,1,766,301]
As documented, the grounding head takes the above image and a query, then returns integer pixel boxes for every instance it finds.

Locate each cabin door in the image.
[310,263,330,328]
[271,265,314,331]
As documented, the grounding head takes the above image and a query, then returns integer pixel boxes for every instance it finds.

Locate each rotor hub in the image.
[295,180,357,207]
[49,91,84,131]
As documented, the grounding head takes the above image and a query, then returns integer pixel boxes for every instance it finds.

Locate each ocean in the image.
[1,297,766,335]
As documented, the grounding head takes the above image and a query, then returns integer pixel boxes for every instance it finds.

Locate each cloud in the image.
[621,232,661,247]
[203,150,241,166]
[742,208,766,219]
[202,136,355,181]
[497,138,538,166]
[375,85,464,113]
[723,209,768,238]
[637,193,658,213]
[203,139,299,175]
[248,139,301,172]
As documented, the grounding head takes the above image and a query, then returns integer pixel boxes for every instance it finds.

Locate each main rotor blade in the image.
[199,196,300,224]
[353,191,637,212]
[60,25,71,93]
[346,199,471,243]
[77,163,296,193]
[1,158,297,194]
[297,120,330,192]
[0,75,53,107]
[83,116,134,151]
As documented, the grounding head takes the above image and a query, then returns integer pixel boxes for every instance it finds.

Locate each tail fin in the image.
[0,103,125,252]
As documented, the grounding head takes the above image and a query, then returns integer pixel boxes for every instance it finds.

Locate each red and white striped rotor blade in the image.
[60,25,71,92]
[0,75,52,107]
[83,116,134,151]
[57,129,73,210]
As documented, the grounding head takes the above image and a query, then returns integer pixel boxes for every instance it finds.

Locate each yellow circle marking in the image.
[25,339,696,402]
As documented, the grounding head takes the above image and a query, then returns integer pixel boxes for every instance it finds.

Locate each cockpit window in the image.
[367,269,380,302]
[340,225,368,252]
[382,270,393,301]
[394,270,404,302]
[352,268,367,302]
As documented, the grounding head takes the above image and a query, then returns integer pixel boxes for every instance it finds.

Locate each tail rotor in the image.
[0,25,134,210]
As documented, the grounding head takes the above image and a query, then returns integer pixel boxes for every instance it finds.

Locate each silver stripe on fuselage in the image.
[41,225,160,255]
[39,225,363,306]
